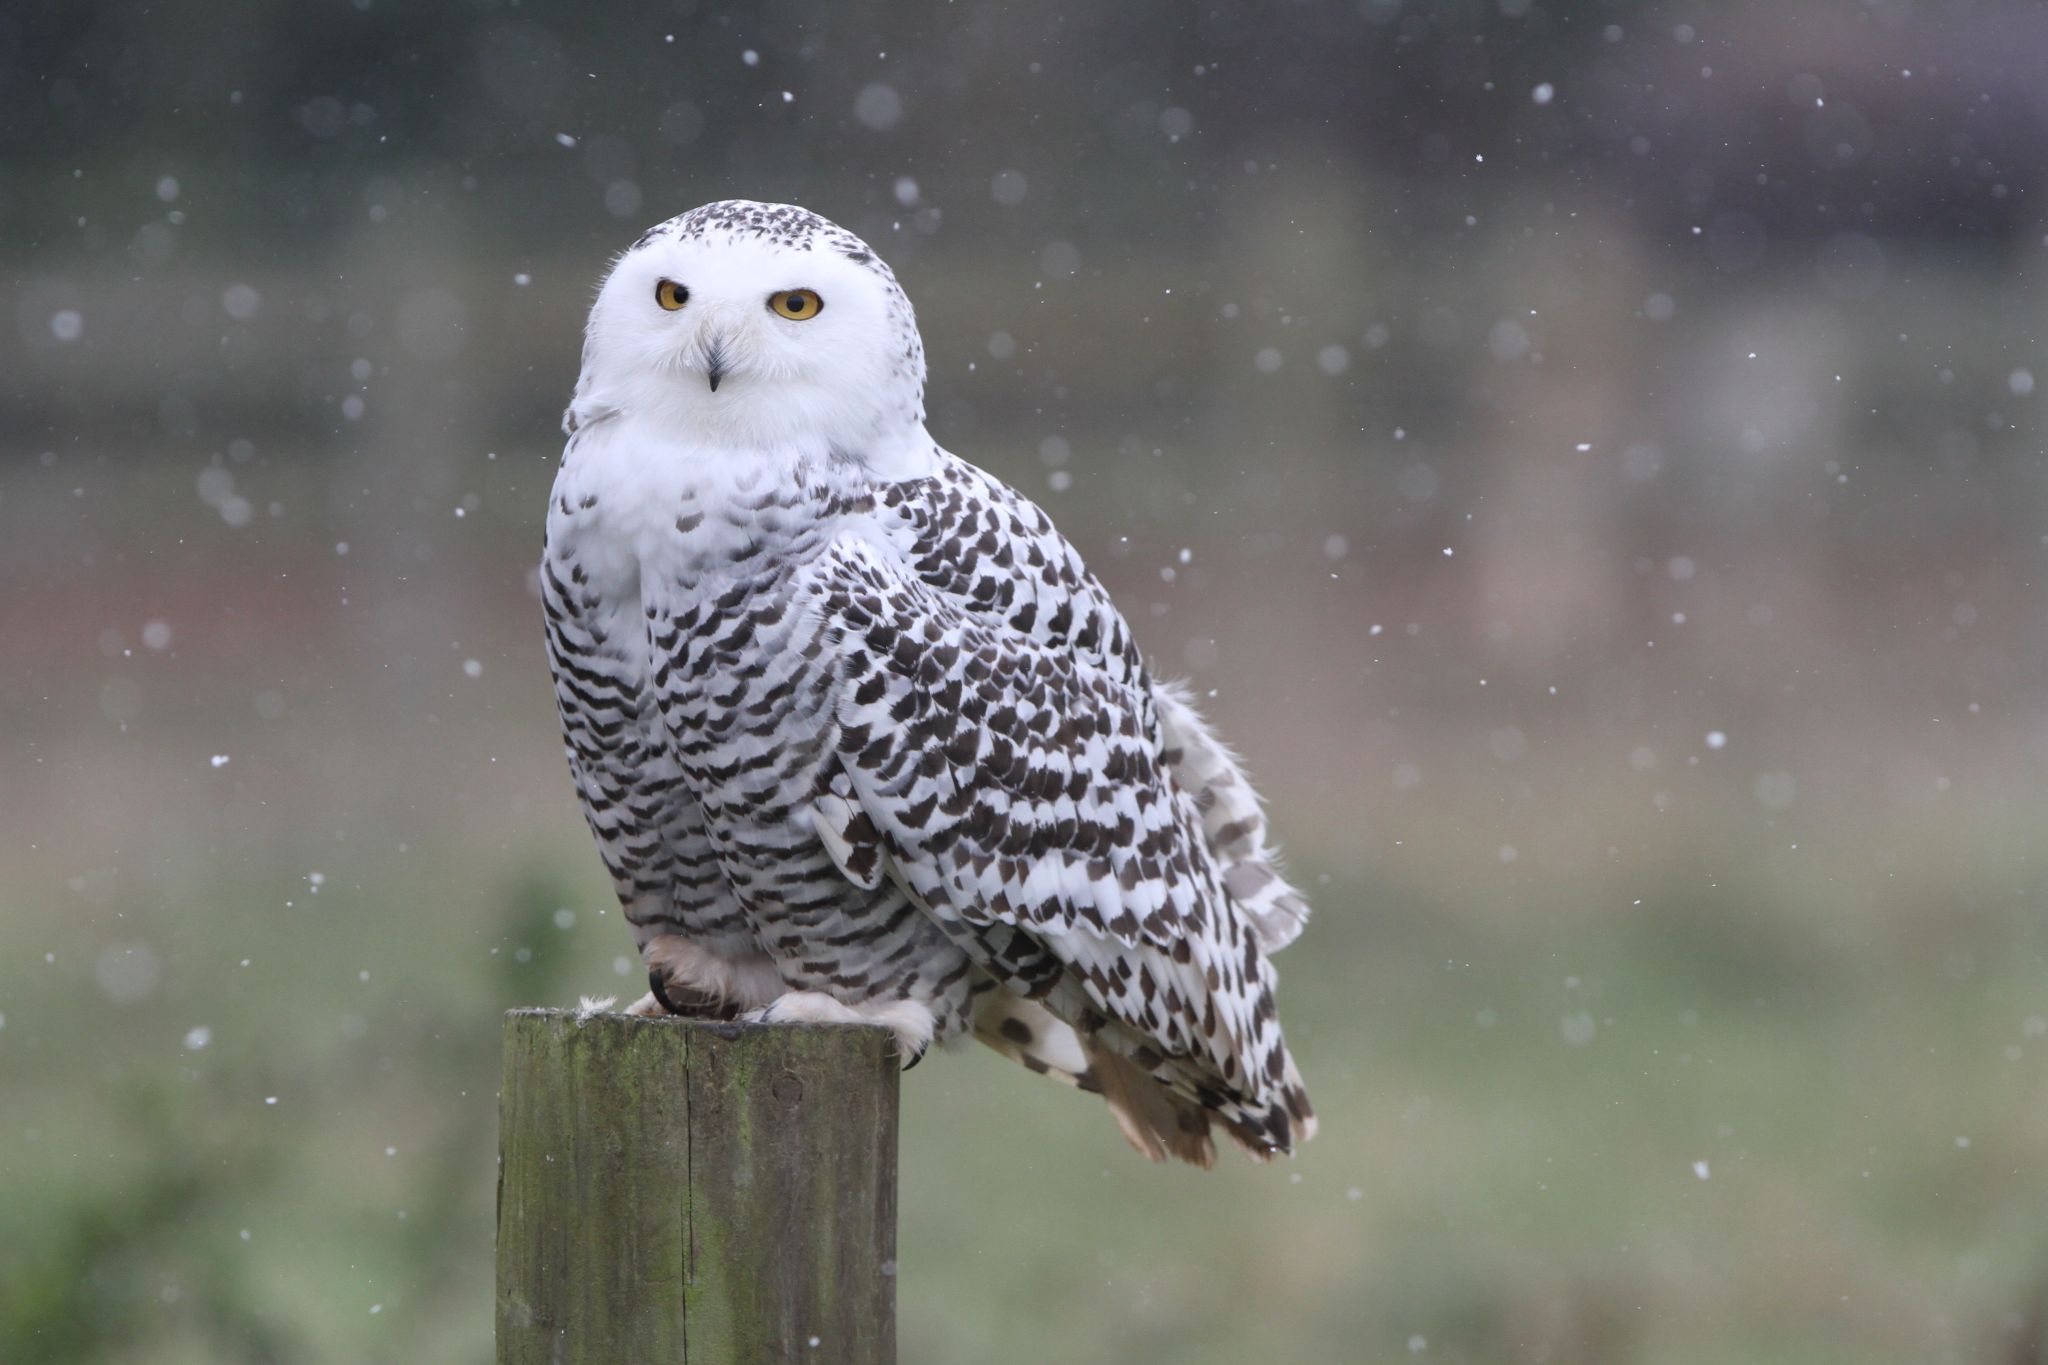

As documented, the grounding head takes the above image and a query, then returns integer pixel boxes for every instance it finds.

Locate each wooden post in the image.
[496,1009,899,1364]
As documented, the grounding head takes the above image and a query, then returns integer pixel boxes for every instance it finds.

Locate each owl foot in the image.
[633,935,781,1019]
[742,991,935,1069]
[624,987,719,1017]
[641,969,734,1018]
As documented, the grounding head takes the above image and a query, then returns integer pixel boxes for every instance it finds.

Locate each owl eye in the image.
[768,289,823,321]
[654,279,689,311]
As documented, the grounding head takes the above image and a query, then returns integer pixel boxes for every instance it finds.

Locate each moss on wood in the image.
[497,1010,898,1363]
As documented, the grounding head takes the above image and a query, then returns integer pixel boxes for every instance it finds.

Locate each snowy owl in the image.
[542,200,1314,1164]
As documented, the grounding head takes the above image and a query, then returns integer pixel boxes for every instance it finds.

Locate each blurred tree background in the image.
[5,0,2048,1361]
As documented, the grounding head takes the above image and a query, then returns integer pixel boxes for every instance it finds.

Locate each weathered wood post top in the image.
[497,1009,900,1364]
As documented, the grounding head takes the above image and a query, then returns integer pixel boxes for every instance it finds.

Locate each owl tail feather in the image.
[1108,1028,1315,1165]
[970,991,1220,1167]
[1085,1036,1219,1168]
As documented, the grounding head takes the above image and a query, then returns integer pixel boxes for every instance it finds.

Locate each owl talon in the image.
[648,969,683,1016]
[646,968,741,1019]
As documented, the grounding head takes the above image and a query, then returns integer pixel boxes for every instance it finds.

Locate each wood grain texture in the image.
[497,1010,899,1364]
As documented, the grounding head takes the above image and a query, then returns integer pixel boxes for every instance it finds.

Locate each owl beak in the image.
[705,334,731,393]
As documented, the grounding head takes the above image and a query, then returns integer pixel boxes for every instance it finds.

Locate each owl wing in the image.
[794,516,1312,1158]
[869,462,1312,952]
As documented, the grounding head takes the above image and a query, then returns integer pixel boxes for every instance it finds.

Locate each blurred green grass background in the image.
[7,0,2048,1361]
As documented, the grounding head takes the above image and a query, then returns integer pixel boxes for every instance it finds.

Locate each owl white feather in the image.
[542,200,1314,1164]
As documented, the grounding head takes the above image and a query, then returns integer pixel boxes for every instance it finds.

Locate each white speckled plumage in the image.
[542,200,1314,1163]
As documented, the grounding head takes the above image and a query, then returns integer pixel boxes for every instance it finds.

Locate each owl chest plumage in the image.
[544,431,973,1011]
[551,445,836,819]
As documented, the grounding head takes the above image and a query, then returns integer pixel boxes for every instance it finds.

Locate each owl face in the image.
[580,201,927,457]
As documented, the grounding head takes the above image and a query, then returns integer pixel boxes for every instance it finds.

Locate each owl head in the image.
[574,201,929,462]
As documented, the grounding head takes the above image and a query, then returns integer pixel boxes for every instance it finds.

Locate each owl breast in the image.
[544,421,976,1032]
